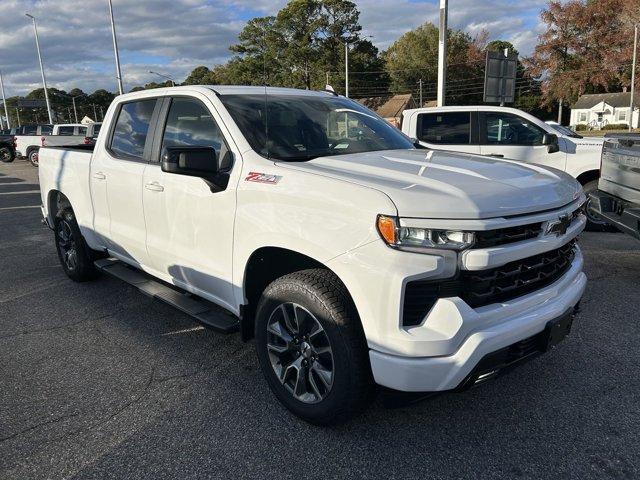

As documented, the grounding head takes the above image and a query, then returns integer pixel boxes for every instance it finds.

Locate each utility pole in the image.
[100,106,104,121]
[344,42,349,98]
[630,24,638,132]
[108,0,124,95]
[26,13,53,124]
[0,70,10,129]
[16,108,20,127]
[557,99,563,124]
[326,72,329,86]
[92,104,97,120]
[72,96,78,123]
[418,79,423,106]
[67,107,72,123]
[437,0,448,107]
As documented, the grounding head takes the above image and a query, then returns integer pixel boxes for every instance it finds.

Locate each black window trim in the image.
[106,97,163,164]
[148,95,233,166]
[478,111,547,147]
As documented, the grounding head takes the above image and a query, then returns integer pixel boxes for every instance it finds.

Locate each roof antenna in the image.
[262,30,270,160]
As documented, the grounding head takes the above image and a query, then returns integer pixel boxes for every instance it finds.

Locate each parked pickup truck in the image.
[17,123,88,167]
[0,133,16,163]
[402,106,606,229]
[39,86,587,424]
[589,134,640,240]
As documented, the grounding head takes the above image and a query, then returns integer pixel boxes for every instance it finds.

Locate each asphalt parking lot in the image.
[1,158,639,480]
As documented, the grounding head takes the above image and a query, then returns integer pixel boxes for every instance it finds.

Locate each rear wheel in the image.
[255,269,374,425]
[583,180,615,231]
[28,148,39,167]
[54,208,99,282]
[0,146,14,163]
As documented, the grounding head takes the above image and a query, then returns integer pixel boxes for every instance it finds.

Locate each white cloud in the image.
[0,0,548,96]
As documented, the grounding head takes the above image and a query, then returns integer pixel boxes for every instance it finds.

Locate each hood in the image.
[279,149,582,219]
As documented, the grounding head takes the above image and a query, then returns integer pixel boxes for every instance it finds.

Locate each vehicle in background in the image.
[0,133,16,163]
[16,123,88,167]
[83,122,102,146]
[38,86,586,424]
[402,106,606,229]
[589,134,640,240]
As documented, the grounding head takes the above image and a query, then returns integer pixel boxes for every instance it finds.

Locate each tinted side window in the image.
[24,125,37,135]
[110,99,157,159]
[418,112,471,144]
[161,98,225,161]
[93,124,101,136]
[40,125,53,135]
[58,126,74,136]
[77,126,87,136]
[484,113,544,146]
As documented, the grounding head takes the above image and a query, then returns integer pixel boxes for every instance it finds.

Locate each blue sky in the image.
[0,0,550,95]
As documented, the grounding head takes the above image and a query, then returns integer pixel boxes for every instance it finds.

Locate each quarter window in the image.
[483,113,545,146]
[110,99,157,159]
[58,126,74,136]
[161,97,226,162]
[417,112,471,144]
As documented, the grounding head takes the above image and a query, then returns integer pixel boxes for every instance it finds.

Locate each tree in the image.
[525,0,637,106]
[183,66,219,85]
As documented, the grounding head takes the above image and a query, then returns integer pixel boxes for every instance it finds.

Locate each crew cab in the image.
[402,106,605,229]
[589,134,640,240]
[39,86,587,424]
[16,123,88,167]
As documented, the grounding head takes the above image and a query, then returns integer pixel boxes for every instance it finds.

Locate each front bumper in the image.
[369,250,586,392]
[589,190,640,240]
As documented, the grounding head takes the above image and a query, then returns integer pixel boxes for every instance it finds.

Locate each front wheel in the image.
[28,149,39,167]
[0,146,14,163]
[255,269,374,425]
[54,208,100,282]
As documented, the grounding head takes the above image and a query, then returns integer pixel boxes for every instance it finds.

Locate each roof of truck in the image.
[120,85,338,99]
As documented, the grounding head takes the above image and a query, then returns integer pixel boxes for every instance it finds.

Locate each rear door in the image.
[413,110,481,154]
[479,111,567,170]
[90,97,161,267]
[141,94,237,309]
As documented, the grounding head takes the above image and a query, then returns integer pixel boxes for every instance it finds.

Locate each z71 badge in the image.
[245,172,282,184]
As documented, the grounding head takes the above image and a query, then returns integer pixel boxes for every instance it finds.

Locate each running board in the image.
[94,258,239,333]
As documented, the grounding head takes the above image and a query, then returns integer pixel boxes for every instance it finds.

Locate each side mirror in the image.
[542,133,560,153]
[161,146,229,192]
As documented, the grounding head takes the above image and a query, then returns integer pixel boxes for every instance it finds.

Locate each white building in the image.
[570,92,639,130]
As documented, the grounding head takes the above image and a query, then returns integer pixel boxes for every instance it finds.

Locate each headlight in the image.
[377,215,475,251]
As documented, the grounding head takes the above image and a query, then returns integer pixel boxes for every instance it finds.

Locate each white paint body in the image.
[402,105,603,183]
[15,123,88,158]
[38,87,586,392]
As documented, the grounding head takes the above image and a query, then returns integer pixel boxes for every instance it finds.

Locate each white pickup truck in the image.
[39,86,587,424]
[16,123,89,166]
[402,106,606,229]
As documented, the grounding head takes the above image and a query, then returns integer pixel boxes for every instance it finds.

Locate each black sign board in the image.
[484,51,518,104]
[17,99,47,108]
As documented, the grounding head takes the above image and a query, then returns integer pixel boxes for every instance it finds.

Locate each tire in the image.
[53,208,100,282]
[582,180,616,232]
[0,146,14,163]
[255,269,374,425]
[28,148,39,167]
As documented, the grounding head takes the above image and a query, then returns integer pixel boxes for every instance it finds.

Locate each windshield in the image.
[219,93,414,161]
[548,123,582,139]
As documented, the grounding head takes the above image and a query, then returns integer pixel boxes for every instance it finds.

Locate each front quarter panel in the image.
[232,151,397,307]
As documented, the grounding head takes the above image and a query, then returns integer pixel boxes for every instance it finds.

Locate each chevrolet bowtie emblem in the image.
[546,214,571,236]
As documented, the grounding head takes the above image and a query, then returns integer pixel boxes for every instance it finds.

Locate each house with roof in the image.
[356,93,417,127]
[570,91,639,130]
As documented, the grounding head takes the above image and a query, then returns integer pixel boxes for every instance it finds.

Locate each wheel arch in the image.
[240,246,359,342]
[46,189,72,224]
[576,169,599,186]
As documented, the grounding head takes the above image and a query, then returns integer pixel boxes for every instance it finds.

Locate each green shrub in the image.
[575,124,588,131]
[602,123,629,130]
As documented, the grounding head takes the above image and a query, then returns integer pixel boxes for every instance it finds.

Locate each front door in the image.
[479,111,566,171]
[142,94,237,310]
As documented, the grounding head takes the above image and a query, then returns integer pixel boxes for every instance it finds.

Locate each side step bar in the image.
[94,258,239,333]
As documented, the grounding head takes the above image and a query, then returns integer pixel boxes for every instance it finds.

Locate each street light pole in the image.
[418,79,423,106]
[16,108,21,127]
[25,13,53,124]
[436,0,448,107]
[629,24,638,132]
[72,96,78,123]
[108,0,124,95]
[0,70,10,129]
[149,71,176,86]
[344,42,349,98]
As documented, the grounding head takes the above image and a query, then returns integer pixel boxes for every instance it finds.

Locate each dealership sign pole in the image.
[108,0,124,95]
[437,0,448,107]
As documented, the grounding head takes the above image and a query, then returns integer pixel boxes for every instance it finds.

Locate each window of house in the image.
[578,112,588,122]
[109,99,157,159]
[417,112,471,144]
[618,109,628,122]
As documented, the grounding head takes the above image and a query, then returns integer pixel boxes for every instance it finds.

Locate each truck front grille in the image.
[402,241,576,326]
[474,223,543,248]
